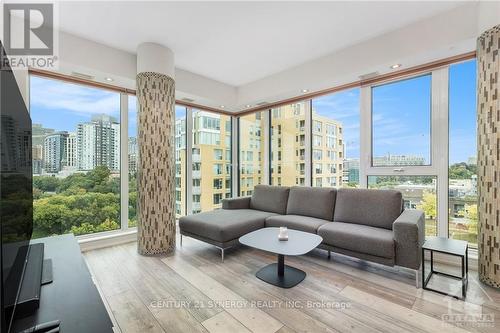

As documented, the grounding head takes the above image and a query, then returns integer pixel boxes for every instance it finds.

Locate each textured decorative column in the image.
[477,25,500,288]
[136,43,176,255]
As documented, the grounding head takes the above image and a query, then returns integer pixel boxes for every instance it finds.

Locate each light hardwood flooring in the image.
[84,234,500,333]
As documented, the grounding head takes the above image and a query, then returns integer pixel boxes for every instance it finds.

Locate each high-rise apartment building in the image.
[44,131,69,173]
[77,114,120,171]
[32,145,43,161]
[32,144,43,174]
[65,132,77,168]
[311,113,344,188]
[270,103,344,188]
[31,124,55,174]
[193,111,232,213]
[239,112,265,196]
[343,158,360,185]
[128,137,137,173]
[175,111,232,216]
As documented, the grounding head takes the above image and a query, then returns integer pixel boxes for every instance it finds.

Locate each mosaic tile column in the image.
[477,25,500,289]
[136,43,176,256]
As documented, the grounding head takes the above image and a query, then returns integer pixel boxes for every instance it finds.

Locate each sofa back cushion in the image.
[334,188,403,229]
[286,186,336,220]
[250,185,290,214]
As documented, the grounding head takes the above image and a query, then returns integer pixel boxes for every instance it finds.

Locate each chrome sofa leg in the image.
[328,250,331,259]
[221,248,225,262]
[180,234,183,247]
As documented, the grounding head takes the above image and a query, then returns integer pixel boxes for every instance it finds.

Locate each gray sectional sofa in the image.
[179,185,425,280]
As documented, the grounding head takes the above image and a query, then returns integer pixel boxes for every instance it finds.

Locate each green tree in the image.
[449,163,476,179]
[33,176,60,192]
[417,191,437,219]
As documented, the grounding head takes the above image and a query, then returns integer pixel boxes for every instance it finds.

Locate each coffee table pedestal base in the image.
[255,254,306,288]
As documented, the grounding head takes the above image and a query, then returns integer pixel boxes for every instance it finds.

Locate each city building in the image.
[65,132,77,168]
[373,154,426,166]
[32,145,43,174]
[343,158,360,185]
[239,112,265,196]
[128,137,138,174]
[43,132,69,173]
[77,114,120,172]
[175,111,232,215]
[269,104,344,188]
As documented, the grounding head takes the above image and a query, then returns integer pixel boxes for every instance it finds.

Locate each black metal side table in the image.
[422,236,468,300]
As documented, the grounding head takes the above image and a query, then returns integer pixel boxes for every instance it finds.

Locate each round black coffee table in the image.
[239,227,322,288]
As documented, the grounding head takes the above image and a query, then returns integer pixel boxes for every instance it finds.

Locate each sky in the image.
[372,74,432,163]
[30,59,476,165]
[312,59,477,164]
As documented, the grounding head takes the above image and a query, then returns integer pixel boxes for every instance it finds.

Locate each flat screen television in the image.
[0,42,34,333]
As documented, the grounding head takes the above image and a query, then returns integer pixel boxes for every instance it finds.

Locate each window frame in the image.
[29,54,476,252]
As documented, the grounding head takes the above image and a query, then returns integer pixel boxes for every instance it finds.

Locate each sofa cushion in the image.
[286,186,336,220]
[318,222,394,259]
[265,215,329,234]
[333,188,403,229]
[179,209,277,243]
[250,185,290,214]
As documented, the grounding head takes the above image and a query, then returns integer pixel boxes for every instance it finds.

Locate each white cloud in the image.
[30,76,120,117]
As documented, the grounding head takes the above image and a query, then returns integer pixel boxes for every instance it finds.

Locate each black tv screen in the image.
[0,43,33,333]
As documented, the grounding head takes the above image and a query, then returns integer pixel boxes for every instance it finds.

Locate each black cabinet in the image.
[11,234,114,333]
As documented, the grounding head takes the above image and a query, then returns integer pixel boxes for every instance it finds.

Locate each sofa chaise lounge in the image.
[179,185,425,285]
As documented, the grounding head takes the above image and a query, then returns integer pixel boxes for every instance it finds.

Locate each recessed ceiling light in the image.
[390,64,402,69]
[301,89,309,93]
[105,77,114,82]
[220,105,225,108]
[246,104,251,108]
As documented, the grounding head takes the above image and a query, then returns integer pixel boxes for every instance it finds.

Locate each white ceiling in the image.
[58,1,467,87]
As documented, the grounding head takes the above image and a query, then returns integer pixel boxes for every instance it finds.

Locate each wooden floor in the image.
[84,234,500,333]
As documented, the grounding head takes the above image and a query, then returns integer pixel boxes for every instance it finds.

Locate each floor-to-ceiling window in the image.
[448,60,477,246]
[312,88,360,188]
[238,112,265,196]
[191,110,232,213]
[31,75,121,237]
[270,102,308,186]
[367,74,436,236]
[236,58,477,249]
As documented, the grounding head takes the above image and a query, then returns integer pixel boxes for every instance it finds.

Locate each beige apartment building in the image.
[270,102,344,188]
[175,111,232,217]
[175,106,343,217]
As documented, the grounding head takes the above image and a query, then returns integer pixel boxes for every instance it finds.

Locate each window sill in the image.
[78,228,137,252]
